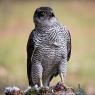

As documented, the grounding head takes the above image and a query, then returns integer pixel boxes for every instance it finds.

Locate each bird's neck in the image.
[35,17,59,29]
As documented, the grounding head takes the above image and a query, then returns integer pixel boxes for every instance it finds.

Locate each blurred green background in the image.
[0,0,95,94]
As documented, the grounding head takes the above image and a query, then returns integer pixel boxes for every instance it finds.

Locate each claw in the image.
[54,82,68,91]
[61,83,68,91]
[59,73,73,91]
[62,83,73,91]
[39,86,50,93]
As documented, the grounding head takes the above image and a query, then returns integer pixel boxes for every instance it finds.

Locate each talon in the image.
[62,84,68,91]
[54,82,68,91]
[39,86,50,93]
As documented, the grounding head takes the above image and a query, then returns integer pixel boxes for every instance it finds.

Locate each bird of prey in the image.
[27,7,71,88]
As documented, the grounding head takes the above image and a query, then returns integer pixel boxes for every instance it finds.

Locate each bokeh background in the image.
[0,0,95,94]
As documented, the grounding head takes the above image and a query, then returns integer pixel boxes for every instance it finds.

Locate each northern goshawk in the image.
[27,7,71,87]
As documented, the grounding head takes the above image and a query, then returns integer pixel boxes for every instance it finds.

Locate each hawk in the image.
[27,7,71,87]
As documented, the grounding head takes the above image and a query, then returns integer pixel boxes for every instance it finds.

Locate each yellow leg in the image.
[59,73,65,84]
[40,78,43,87]
[59,73,69,90]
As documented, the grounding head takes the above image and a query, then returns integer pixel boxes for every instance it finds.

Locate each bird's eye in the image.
[37,11,46,18]
[41,11,46,16]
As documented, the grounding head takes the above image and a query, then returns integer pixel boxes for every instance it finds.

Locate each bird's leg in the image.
[39,78,50,93]
[58,73,69,91]
[59,60,67,84]
[58,58,68,90]
[59,73,65,84]
[40,78,43,87]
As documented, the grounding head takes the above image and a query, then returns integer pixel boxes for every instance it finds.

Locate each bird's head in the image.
[33,7,57,26]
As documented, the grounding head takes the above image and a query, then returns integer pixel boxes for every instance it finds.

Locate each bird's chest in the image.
[34,27,66,62]
[34,28,65,47]
[40,47,63,66]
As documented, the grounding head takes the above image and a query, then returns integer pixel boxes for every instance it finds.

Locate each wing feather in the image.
[27,30,35,86]
[67,30,71,61]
